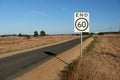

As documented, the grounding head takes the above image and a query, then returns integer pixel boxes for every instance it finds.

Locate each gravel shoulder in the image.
[14,37,93,80]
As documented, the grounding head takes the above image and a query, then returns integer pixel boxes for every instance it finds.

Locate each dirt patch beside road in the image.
[12,37,93,80]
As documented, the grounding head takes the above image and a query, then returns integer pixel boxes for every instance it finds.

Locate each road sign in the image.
[74,12,89,58]
[74,12,89,32]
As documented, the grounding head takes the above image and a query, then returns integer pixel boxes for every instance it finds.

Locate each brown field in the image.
[62,34,120,80]
[0,35,79,54]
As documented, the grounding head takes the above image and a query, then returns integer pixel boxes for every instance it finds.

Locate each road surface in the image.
[0,36,90,80]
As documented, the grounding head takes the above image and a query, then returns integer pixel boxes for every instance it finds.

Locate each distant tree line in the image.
[18,33,31,39]
[72,32,95,36]
[0,30,46,39]
[71,31,120,36]
[1,31,119,38]
[0,34,17,37]
[33,30,46,37]
[17,30,46,38]
[97,31,119,35]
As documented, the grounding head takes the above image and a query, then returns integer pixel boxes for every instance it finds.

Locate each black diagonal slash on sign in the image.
[75,18,88,31]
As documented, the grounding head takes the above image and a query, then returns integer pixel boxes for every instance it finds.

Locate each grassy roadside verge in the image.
[60,35,120,80]
[60,37,96,80]
[84,36,97,53]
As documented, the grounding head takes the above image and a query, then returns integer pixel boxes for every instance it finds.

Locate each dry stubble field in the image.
[62,34,120,80]
[0,35,78,54]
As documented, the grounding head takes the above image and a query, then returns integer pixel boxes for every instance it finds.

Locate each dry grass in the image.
[61,34,120,80]
[0,35,79,54]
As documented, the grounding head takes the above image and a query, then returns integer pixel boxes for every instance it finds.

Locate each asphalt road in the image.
[0,36,90,80]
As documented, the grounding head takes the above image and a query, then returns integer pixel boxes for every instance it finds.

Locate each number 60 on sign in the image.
[74,12,89,32]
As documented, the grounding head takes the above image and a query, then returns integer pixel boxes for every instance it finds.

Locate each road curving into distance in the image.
[0,36,91,80]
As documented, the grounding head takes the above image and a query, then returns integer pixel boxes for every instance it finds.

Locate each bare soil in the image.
[0,35,79,54]
[64,35,120,80]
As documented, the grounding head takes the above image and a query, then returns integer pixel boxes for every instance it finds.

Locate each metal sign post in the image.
[81,32,83,58]
[74,12,89,58]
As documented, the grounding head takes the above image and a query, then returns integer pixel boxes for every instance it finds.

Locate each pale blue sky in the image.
[0,0,120,35]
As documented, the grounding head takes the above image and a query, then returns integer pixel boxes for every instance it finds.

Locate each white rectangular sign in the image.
[74,12,89,32]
